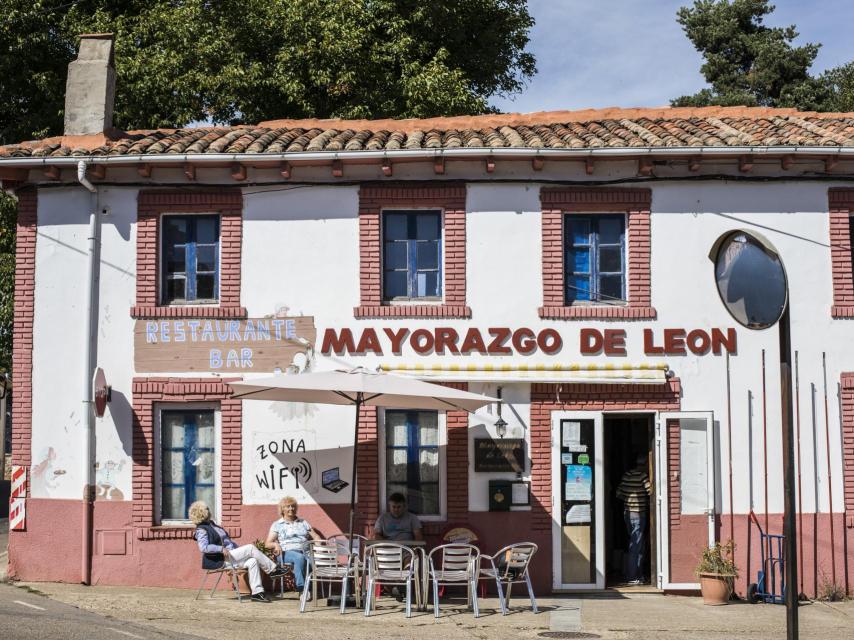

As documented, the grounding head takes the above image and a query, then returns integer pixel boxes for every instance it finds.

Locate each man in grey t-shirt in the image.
[372,493,423,542]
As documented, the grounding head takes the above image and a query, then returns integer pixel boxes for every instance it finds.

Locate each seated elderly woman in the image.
[191,500,288,603]
[265,496,321,596]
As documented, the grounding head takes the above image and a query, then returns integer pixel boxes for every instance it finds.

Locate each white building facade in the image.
[2,103,854,597]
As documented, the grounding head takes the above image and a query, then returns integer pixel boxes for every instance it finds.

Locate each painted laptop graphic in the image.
[322,467,349,493]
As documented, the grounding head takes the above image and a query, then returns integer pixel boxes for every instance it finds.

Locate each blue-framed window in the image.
[161,215,220,304]
[383,210,442,300]
[161,409,216,521]
[564,214,626,304]
[385,410,440,516]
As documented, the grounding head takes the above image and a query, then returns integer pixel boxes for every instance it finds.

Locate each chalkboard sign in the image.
[474,438,525,472]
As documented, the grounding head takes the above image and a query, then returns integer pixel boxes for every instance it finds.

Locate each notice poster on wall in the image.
[566,504,591,524]
[565,464,592,501]
[562,421,581,447]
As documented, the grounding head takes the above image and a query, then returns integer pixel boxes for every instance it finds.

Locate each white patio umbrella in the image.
[227,368,497,546]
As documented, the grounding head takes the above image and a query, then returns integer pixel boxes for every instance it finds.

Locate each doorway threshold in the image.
[552,586,662,595]
[607,584,662,594]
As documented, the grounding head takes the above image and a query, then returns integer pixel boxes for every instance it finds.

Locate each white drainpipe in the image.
[77,160,99,585]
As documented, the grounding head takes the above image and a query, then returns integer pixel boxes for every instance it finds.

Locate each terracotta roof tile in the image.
[5,106,854,159]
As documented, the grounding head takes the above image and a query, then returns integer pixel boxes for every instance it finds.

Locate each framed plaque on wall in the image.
[474,438,525,473]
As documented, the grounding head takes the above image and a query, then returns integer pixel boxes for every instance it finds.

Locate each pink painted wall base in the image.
[8,499,851,599]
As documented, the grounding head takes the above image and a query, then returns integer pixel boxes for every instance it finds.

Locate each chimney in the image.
[63,34,116,137]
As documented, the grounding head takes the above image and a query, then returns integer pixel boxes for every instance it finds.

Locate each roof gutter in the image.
[1,145,854,168]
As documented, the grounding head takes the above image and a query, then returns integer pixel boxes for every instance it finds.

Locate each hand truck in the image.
[747,510,785,604]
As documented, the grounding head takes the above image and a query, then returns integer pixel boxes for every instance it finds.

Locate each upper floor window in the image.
[564,214,625,304]
[161,214,220,304]
[383,210,442,301]
[160,407,217,523]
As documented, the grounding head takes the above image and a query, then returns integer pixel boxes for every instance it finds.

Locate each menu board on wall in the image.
[134,317,316,372]
[474,438,525,473]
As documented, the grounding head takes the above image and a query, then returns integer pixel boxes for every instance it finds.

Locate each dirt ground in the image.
[9,580,853,640]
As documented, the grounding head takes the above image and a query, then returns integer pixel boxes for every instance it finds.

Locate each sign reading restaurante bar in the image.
[134,317,316,372]
[320,326,737,357]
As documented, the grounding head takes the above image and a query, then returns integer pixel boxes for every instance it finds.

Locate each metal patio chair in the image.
[300,540,358,614]
[363,542,419,618]
[478,542,538,615]
[270,561,295,598]
[195,565,249,603]
[326,533,368,606]
[427,543,480,618]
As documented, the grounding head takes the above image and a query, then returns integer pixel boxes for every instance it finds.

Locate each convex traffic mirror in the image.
[710,231,788,330]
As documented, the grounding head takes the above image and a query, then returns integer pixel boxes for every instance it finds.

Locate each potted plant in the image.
[253,538,285,593]
[233,539,277,595]
[696,540,737,605]
[253,538,276,558]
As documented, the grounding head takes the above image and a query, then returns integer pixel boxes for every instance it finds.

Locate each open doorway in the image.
[603,414,656,587]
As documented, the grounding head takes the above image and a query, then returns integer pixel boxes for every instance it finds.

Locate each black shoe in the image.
[251,592,271,603]
[269,567,289,579]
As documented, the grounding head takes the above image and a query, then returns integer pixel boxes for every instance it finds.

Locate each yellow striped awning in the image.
[379,362,669,385]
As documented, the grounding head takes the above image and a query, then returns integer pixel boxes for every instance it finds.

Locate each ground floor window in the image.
[384,410,441,516]
[159,407,218,522]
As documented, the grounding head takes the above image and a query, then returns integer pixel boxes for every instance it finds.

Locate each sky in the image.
[491,0,854,114]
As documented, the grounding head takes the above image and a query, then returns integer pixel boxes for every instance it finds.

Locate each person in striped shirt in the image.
[616,454,652,584]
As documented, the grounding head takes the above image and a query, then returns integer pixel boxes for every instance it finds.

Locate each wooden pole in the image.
[821,353,837,586]
[762,349,769,531]
[794,351,804,596]
[726,353,734,544]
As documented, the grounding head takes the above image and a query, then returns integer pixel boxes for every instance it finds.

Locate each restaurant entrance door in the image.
[551,412,605,590]
[551,412,661,591]
[656,411,716,590]
[603,414,656,587]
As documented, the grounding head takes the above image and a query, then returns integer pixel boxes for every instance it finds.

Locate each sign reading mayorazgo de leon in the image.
[134,317,316,372]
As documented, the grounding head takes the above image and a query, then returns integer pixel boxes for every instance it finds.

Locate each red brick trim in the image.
[133,190,245,319]
[667,418,682,530]
[132,377,241,540]
[528,380,681,532]
[355,184,470,319]
[840,373,854,519]
[133,525,243,541]
[829,189,854,318]
[11,189,37,476]
[442,382,469,521]
[130,306,247,319]
[356,404,379,532]
[354,305,471,318]
[539,187,656,320]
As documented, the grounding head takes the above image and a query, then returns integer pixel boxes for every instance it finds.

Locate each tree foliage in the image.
[1,0,536,143]
[672,0,854,111]
[0,0,536,375]
[0,193,14,373]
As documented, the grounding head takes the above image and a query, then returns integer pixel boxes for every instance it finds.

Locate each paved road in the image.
[0,583,203,640]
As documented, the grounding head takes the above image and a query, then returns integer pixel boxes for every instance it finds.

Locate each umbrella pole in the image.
[347,394,363,555]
